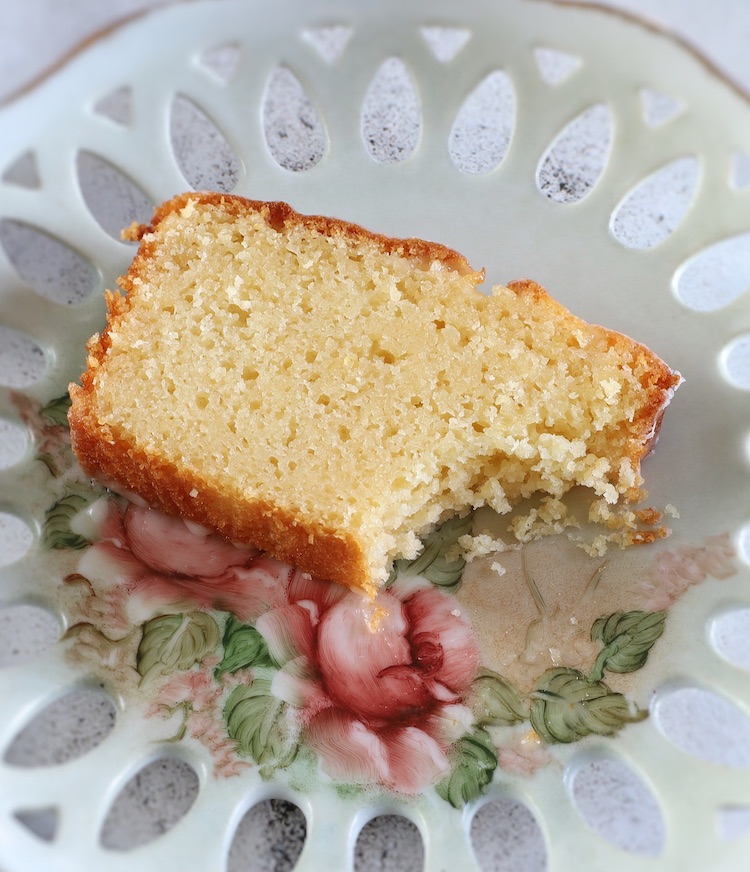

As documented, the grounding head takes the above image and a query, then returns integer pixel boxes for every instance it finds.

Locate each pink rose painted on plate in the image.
[261,575,479,792]
[78,500,290,620]
[14,384,742,807]
[42,450,736,807]
[57,493,739,806]
[638,533,736,611]
[73,499,483,793]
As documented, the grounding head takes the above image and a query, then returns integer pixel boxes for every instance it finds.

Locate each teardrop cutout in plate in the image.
[673,231,750,311]
[570,757,666,855]
[654,685,750,767]
[171,95,241,191]
[227,798,307,872]
[537,104,613,203]
[4,687,116,767]
[0,219,96,305]
[76,151,153,241]
[100,756,199,850]
[449,70,515,174]
[262,67,326,171]
[611,156,699,250]
[362,58,421,163]
[0,326,46,388]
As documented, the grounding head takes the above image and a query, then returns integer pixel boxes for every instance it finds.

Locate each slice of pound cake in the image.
[69,192,680,595]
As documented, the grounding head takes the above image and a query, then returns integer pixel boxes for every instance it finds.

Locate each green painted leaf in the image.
[215,615,275,679]
[530,667,647,743]
[436,728,497,808]
[136,612,221,684]
[38,452,62,476]
[589,610,667,680]
[224,678,297,774]
[43,493,91,550]
[40,393,72,427]
[391,513,472,590]
[470,669,529,726]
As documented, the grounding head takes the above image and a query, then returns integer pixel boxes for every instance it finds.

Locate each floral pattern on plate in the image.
[17,392,739,807]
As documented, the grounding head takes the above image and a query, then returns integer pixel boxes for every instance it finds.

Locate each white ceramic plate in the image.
[1,1,750,870]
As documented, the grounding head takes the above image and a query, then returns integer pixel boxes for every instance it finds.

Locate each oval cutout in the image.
[0,219,96,305]
[471,796,547,872]
[362,58,421,163]
[4,687,116,766]
[0,604,59,667]
[720,334,750,391]
[0,417,28,469]
[171,95,241,192]
[717,805,750,842]
[449,70,515,174]
[731,152,750,190]
[571,758,666,855]
[76,151,153,240]
[537,104,612,203]
[262,67,326,172]
[0,512,33,565]
[654,686,750,767]
[0,326,46,388]
[674,232,750,312]
[711,609,750,670]
[611,156,699,250]
[100,756,198,850]
[355,815,423,872]
[227,799,306,872]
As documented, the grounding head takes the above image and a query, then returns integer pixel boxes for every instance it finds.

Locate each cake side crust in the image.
[68,377,374,593]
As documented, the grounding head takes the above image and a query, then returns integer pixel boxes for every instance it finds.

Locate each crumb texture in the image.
[69,192,679,592]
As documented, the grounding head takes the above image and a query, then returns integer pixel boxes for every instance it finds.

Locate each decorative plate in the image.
[1,1,750,870]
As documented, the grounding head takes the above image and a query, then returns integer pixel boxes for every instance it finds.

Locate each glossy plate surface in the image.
[1,1,750,869]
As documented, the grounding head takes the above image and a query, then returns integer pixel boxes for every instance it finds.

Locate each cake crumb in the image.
[454,533,514,562]
[579,533,611,558]
[509,497,579,542]
[364,604,389,632]
[635,507,663,525]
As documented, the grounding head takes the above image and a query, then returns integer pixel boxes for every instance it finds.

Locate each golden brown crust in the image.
[506,278,680,491]
[69,383,374,593]
[127,192,482,280]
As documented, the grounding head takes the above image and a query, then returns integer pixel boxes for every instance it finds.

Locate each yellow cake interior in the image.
[70,194,678,592]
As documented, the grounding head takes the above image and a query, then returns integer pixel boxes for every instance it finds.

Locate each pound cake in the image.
[68,193,680,595]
